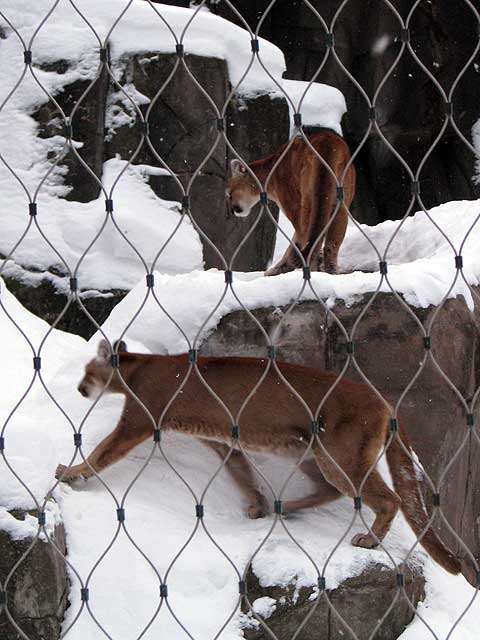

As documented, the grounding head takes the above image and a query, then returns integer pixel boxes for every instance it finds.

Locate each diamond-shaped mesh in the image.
[0,1,480,639]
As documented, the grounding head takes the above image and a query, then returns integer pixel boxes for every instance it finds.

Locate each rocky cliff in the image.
[207,0,480,225]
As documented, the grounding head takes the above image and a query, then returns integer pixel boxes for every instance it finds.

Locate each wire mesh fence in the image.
[0,1,479,639]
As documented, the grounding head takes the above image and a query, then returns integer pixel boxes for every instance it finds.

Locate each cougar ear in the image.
[97,339,110,361]
[113,339,128,353]
[231,159,247,176]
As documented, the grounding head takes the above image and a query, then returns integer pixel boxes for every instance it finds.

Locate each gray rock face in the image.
[32,49,288,273]
[34,60,108,203]
[0,512,67,640]
[242,563,425,640]
[207,0,480,226]
[200,290,480,584]
[105,51,289,270]
[3,273,127,340]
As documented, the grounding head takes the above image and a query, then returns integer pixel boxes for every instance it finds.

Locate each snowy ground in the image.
[0,281,478,640]
[2,195,480,638]
[272,199,480,310]
[1,157,204,293]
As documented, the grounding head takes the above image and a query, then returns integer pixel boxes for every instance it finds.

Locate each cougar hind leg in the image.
[311,446,401,548]
[265,233,301,277]
[349,470,401,548]
[202,441,268,518]
[324,160,355,275]
[284,458,341,513]
[323,205,348,275]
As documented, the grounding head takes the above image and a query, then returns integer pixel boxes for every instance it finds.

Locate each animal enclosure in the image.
[0,1,480,640]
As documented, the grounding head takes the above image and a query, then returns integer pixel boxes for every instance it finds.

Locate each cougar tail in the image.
[385,427,461,575]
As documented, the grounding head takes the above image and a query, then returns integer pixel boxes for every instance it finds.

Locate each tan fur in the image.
[226,130,356,275]
[57,340,460,575]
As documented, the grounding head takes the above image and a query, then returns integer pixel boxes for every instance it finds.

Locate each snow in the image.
[273,198,480,313]
[0,500,61,542]
[0,1,284,95]
[0,2,206,290]
[372,34,391,56]
[0,276,83,537]
[105,83,151,142]
[0,157,203,292]
[272,210,296,267]
[252,596,277,619]
[398,562,480,640]
[282,79,346,136]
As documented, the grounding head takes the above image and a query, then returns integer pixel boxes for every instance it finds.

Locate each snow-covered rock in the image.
[0,514,67,640]
[2,196,480,638]
[243,562,425,640]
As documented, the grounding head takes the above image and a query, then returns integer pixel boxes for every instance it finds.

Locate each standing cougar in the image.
[226,129,355,276]
[56,339,460,575]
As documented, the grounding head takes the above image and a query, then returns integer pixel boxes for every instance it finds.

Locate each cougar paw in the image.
[55,464,72,482]
[264,266,283,277]
[247,496,268,519]
[325,263,338,275]
[247,505,265,519]
[282,500,301,515]
[55,464,87,482]
[265,262,294,277]
[351,532,379,549]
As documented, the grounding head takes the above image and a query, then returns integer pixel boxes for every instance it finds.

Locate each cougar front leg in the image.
[56,413,152,481]
[203,441,268,518]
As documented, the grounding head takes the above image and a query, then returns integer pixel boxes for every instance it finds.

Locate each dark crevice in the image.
[459,434,473,556]
[18,616,61,623]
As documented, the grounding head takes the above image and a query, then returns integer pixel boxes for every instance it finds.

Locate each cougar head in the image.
[226,159,261,217]
[77,339,127,399]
